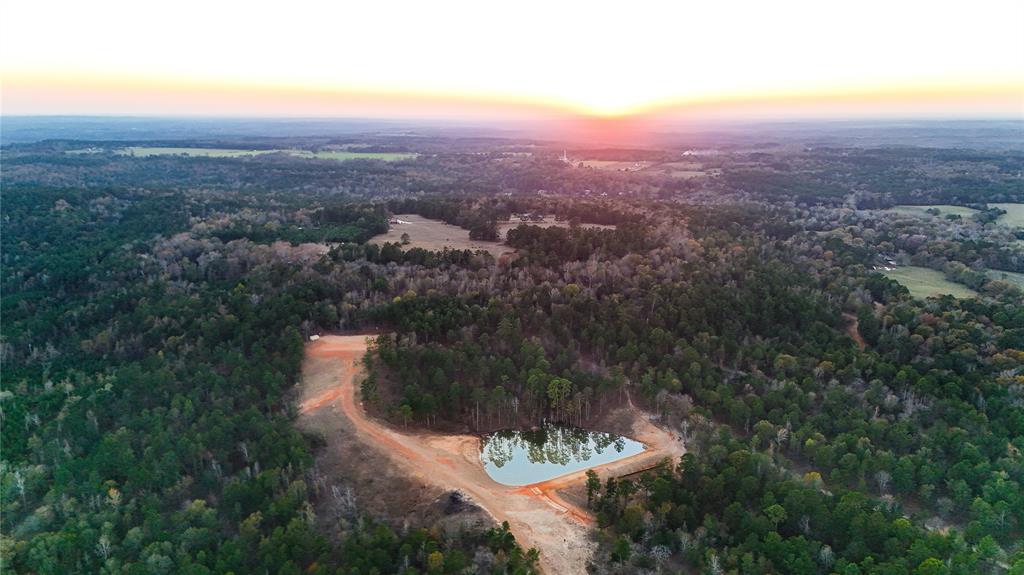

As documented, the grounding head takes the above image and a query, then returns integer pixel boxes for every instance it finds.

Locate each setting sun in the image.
[3,1,1024,573]
[2,0,1022,118]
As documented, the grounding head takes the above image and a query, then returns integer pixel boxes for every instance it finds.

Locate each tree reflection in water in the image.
[481,424,640,486]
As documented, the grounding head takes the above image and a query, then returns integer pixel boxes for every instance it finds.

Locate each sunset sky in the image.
[2,0,1023,120]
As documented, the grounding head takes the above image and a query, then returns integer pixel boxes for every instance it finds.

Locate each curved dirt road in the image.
[300,335,685,574]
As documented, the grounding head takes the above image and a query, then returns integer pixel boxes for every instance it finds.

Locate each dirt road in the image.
[843,312,867,350]
[300,335,685,574]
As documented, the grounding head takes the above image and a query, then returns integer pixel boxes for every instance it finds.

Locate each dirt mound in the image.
[438,490,479,515]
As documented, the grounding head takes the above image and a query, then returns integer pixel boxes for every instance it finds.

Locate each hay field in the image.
[496,217,616,241]
[884,205,979,218]
[883,266,978,299]
[119,147,415,161]
[369,214,510,258]
[991,203,1024,227]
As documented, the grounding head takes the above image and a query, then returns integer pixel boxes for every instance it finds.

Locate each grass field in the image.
[990,203,1024,227]
[884,205,979,218]
[580,159,716,178]
[986,269,1024,288]
[579,160,652,171]
[288,150,416,161]
[882,266,978,299]
[663,169,709,178]
[368,215,619,256]
[119,147,416,161]
[368,214,510,258]
[496,216,615,240]
[654,161,715,178]
[121,147,271,158]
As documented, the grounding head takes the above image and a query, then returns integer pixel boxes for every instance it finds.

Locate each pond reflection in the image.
[481,424,645,486]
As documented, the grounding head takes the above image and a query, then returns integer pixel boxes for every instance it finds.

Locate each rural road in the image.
[300,335,685,575]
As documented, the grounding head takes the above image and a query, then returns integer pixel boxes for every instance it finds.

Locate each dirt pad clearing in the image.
[300,335,685,574]
[368,214,510,258]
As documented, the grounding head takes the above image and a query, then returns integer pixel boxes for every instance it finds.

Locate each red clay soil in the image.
[843,313,867,350]
[299,335,686,575]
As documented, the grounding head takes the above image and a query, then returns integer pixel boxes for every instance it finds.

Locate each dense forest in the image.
[2,132,1022,574]
[0,185,539,574]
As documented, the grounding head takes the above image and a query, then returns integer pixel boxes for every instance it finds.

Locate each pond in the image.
[480,424,645,486]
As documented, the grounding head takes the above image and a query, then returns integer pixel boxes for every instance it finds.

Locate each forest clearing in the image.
[368,213,618,256]
[881,266,980,299]
[368,214,511,257]
[298,335,686,575]
[495,215,616,240]
[117,146,415,161]
[884,204,980,218]
[991,203,1024,227]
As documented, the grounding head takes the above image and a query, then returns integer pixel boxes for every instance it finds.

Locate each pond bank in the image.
[299,335,687,575]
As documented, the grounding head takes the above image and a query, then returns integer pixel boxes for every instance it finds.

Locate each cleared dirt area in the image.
[298,338,488,535]
[299,335,686,575]
[843,313,867,350]
[370,214,618,255]
[368,214,510,258]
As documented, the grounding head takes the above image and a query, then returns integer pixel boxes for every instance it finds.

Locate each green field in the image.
[882,266,978,299]
[288,150,417,161]
[986,269,1024,288]
[120,147,271,158]
[990,203,1024,227]
[118,147,416,161]
[885,204,979,218]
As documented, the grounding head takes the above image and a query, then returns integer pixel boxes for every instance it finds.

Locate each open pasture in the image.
[884,205,979,218]
[653,161,715,178]
[289,150,417,161]
[883,266,978,299]
[991,203,1024,227]
[119,147,416,161]
[496,216,616,241]
[120,147,270,158]
[579,160,652,171]
[368,214,509,258]
[986,269,1024,288]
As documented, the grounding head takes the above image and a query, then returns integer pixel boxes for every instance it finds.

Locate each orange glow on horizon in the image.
[4,71,1021,127]
[2,0,1022,122]
[1,71,579,120]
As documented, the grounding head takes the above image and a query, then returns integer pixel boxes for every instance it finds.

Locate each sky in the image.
[2,0,1023,121]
